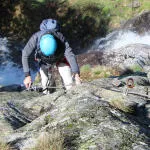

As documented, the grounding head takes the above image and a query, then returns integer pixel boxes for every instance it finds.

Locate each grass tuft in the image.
[0,142,12,150]
[32,131,64,150]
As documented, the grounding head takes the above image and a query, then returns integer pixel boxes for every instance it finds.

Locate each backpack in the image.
[35,33,65,65]
[35,19,65,65]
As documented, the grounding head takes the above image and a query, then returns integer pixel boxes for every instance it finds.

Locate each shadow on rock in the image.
[0,84,24,92]
[131,100,150,137]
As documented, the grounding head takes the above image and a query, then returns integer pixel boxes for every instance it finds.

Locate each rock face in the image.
[77,52,103,67]
[0,76,150,150]
[121,11,150,34]
[104,44,150,71]
[77,44,150,73]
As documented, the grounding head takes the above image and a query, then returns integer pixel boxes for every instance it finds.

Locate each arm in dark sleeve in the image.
[22,33,38,77]
[64,41,80,74]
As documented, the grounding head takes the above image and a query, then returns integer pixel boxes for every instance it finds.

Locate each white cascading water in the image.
[0,30,150,86]
[90,30,150,51]
[0,37,36,86]
[0,37,24,85]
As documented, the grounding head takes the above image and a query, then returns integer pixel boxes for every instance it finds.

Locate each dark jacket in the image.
[22,30,79,77]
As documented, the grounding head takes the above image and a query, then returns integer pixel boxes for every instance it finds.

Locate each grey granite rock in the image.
[0,77,150,150]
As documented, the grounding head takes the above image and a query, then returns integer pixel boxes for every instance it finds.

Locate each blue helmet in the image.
[40,34,57,56]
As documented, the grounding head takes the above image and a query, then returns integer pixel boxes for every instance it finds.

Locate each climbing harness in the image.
[26,65,66,93]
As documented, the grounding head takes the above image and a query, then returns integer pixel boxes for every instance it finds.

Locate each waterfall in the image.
[0,37,36,86]
[0,37,23,85]
[89,30,150,51]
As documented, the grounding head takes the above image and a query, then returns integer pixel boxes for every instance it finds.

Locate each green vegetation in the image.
[80,65,120,81]
[129,64,143,72]
[72,0,149,28]
[80,64,91,72]
[0,0,149,48]
[44,114,54,124]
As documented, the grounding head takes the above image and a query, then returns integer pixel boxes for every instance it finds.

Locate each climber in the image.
[22,19,81,94]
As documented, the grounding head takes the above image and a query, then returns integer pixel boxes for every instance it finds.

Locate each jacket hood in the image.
[40,19,58,31]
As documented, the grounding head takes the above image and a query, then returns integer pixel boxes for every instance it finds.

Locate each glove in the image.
[24,76,32,89]
[74,74,82,85]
